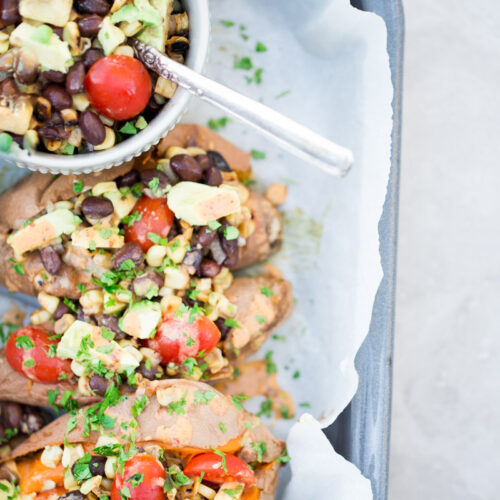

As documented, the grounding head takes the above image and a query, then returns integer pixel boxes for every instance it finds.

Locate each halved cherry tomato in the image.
[145,312,221,364]
[85,55,152,121]
[111,454,165,500]
[124,196,174,252]
[5,326,71,384]
[184,452,256,488]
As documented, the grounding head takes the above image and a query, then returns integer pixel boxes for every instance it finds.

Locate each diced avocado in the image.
[167,182,241,226]
[119,300,162,339]
[103,190,137,219]
[112,0,163,26]
[19,0,72,28]
[71,226,124,250]
[57,320,140,372]
[98,17,126,56]
[136,0,171,52]
[8,208,81,255]
[0,95,33,135]
[10,22,73,73]
[56,320,94,360]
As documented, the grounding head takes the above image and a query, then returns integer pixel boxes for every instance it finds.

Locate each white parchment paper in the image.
[0,1,392,499]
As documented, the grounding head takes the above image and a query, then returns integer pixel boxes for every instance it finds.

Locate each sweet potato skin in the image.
[4,379,284,464]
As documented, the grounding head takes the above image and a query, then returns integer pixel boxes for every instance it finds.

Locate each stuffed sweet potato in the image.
[0,379,286,499]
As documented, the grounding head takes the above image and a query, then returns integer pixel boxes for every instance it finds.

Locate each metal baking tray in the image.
[325,1,404,499]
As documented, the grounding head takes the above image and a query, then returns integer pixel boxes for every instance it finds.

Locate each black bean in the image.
[77,15,103,37]
[208,150,232,172]
[89,455,106,476]
[170,41,189,53]
[74,0,110,16]
[38,125,69,141]
[0,402,22,429]
[20,410,45,435]
[196,226,216,247]
[199,258,222,278]
[82,48,104,69]
[89,374,110,397]
[45,110,63,126]
[113,242,144,270]
[137,361,161,381]
[42,84,72,111]
[40,70,66,83]
[170,154,203,182]
[140,169,169,190]
[204,166,223,186]
[65,62,85,95]
[116,169,139,188]
[14,51,38,84]
[220,231,239,268]
[215,317,231,341]
[11,134,22,147]
[81,196,114,219]
[0,423,5,442]
[0,0,20,26]
[194,154,211,170]
[132,271,163,297]
[167,221,180,239]
[143,96,161,121]
[40,246,62,275]
[53,301,72,321]
[96,314,125,340]
[58,492,86,500]
[79,110,105,146]
[183,249,203,274]
[0,78,18,97]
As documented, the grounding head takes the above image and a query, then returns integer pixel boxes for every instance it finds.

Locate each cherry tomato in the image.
[111,454,165,500]
[184,453,256,488]
[85,55,152,121]
[145,313,221,364]
[5,326,71,384]
[124,196,174,252]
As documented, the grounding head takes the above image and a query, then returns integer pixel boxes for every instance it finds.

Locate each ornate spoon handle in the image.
[133,40,353,178]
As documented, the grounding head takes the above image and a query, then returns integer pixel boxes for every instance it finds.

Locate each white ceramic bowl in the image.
[0,0,210,175]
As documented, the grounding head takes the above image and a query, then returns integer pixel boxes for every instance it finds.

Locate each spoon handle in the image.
[133,41,353,178]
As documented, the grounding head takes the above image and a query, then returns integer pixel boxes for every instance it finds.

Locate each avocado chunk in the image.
[8,208,81,255]
[135,0,171,52]
[98,16,126,56]
[19,0,72,28]
[10,22,73,73]
[57,320,140,372]
[119,300,162,339]
[71,226,124,250]
[167,182,241,226]
[103,190,137,219]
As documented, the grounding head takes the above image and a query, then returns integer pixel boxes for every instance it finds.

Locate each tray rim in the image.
[324,1,404,499]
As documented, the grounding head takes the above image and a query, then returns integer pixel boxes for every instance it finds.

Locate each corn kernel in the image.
[160,295,183,315]
[94,127,116,151]
[105,457,117,479]
[40,446,63,469]
[71,360,85,377]
[163,266,189,290]
[62,444,85,467]
[30,309,51,325]
[146,244,167,267]
[92,182,118,197]
[80,475,102,495]
[37,292,60,314]
[54,313,75,335]
[79,289,104,315]
[166,146,188,159]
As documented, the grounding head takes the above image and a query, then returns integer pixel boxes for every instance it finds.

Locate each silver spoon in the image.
[133,40,354,178]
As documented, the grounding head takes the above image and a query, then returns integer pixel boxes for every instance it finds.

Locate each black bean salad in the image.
[0,0,189,155]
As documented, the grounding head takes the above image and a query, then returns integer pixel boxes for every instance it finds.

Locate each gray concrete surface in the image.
[389,1,500,499]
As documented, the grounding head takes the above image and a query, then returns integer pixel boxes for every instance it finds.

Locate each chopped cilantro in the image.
[280,405,292,419]
[219,422,227,433]
[46,344,57,358]
[220,19,235,27]
[257,398,272,418]
[255,315,266,325]
[193,390,215,406]
[212,448,228,473]
[299,402,311,408]
[265,351,277,374]
[23,359,35,367]
[276,449,291,463]
[293,370,300,379]
[208,117,231,131]
[8,258,25,276]
[223,485,244,498]
[251,149,266,159]
[234,56,253,70]
[256,41,267,52]
[251,441,267,462]
[276,89,291,99]
[47,388,60,411]
[119,259,136,271]
[127,472,144,487]
[15,335,34,350]
[121,210,142,227]
[148,177,160,193]
[231,394,249,411]
[147,232,168,246]
[73,179,83,193]
[131,394,148,418]
[224,318,241,329]
[100,228,113,239]
[63,297,78,313]
[260,286,274,297]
